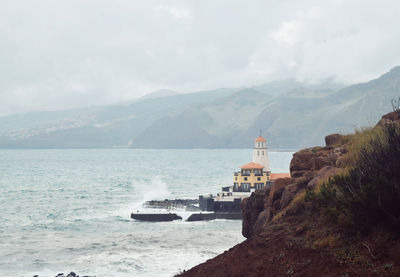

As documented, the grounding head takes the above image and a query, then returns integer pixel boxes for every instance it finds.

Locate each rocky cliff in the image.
[179,112,400,277]
[242,134,347,239]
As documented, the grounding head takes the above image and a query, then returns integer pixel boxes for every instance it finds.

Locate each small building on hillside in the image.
[199,134,290,213]
[233,162,269,191]
[232,134,288,192]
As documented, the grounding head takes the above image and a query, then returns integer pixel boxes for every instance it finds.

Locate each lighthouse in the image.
[252,133,270,172]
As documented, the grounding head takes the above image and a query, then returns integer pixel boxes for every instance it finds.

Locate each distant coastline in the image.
[1,66,399,150]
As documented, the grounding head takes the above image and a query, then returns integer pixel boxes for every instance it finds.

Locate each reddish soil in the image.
[179,214,400,277]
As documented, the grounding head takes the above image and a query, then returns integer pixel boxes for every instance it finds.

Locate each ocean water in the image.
[0,149,294,277]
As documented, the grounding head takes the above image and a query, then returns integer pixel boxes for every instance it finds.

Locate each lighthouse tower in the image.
[252,132,270,172]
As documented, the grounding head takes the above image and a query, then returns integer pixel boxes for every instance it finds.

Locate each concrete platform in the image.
[131,213,182,222]
[186,212,242,221]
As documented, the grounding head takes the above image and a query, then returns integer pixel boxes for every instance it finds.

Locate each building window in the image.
[244,177,248,181]
[235,177,237,180]
[254,183,264,190]
[257,177,261,181]
[241,183,251,191]
[262,151,264,155]
[257,151,259,156]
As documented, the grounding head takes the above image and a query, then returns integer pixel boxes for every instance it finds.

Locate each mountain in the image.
[138,89,180,100]
[0,88,237,148]
[133,67,399,148]
[118,89,181,105]
[0,67,398,149]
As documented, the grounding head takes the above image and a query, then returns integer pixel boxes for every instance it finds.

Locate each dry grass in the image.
[342,126,383,165]
[271,191,307,222]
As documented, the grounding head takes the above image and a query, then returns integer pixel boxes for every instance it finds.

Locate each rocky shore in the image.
[178,112,400,277]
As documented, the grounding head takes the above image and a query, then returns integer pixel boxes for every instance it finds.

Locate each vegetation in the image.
[306,110,400,234]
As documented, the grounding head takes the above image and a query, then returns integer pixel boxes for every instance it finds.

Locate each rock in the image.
[376,111,400,127]
[280,183,298,209]
[242,178,297,238]
[382,111,400,121]
[306,166,341,190]
[335,156,347,168]
[306,176,319,190]
[242,188,268,238]
[290,151,315,178]
[253,208,273,234]
[268,178,292,206]
[333,146,348,155]
[279,177,309,209]
[290,147,341,178]
[325,133,343,146]
[312,154,335,171]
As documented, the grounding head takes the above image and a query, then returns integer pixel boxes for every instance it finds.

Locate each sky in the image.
[1,0,400,115]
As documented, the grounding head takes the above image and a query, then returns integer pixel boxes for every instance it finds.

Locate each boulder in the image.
[306,166,341,190]
[325,133,344,146]
[290,151,315,178]
[376,111,400,128]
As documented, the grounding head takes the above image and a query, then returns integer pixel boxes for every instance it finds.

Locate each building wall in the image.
[253,141,270,171]
[233,169,270,191]
[252,150,270,171]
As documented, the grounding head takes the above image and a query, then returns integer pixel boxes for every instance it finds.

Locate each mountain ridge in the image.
[0,67,398,149]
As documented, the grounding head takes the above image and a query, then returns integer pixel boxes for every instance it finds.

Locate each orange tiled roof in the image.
[255,136,266,142]
[240,162,264,169]
[270,173,291,180]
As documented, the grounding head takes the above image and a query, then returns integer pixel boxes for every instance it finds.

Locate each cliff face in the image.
[179,112,400,277]
[242,134,347,238]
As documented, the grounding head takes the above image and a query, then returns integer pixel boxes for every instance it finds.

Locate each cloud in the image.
[271,22,298,46]
[0,0,400,115]
[156,4,191,19]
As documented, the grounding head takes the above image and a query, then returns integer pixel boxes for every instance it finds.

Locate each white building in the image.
[252,135,270,172]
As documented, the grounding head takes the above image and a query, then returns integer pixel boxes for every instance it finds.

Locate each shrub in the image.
[316,122,400,233]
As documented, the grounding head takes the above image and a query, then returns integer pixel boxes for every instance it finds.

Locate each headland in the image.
[178,111,400,276]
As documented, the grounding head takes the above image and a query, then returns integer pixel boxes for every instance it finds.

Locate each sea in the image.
[0,149,294,277]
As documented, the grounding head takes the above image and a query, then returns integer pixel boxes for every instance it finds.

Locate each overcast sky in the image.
[1,0,400,115]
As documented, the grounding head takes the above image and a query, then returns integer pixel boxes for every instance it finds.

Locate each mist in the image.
[1,0,400,115]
